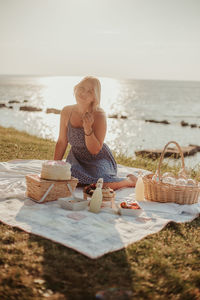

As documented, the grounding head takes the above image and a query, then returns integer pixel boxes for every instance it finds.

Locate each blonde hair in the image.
[74,76,101,111]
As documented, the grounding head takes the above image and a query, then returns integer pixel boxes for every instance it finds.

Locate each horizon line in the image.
[0,74,200,83]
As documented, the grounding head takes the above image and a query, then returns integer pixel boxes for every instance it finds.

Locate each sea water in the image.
[0,75,200,168]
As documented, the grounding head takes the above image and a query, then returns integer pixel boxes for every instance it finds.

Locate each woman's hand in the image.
[82,112,94,134]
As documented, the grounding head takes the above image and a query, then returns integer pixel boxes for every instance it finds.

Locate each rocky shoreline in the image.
[1,101,200,128]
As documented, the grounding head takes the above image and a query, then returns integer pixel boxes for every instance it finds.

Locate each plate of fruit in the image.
[118,201,143,216]
[83,184,115,201]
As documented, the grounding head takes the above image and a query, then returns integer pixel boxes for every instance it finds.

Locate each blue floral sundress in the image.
[66,120,124,185]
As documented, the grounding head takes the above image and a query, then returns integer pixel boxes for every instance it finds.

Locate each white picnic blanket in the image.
[0,160,199,259]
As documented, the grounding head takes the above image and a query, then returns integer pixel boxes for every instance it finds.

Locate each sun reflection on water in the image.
[2,76,200,167]
[36,76,121,115]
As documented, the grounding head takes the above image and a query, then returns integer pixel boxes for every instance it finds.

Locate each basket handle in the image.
[39,183,54,203]
[157,141,185,181]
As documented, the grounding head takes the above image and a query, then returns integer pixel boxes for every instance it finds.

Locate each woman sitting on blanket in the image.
[54,76,137,190]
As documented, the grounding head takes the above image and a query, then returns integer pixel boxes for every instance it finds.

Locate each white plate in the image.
[118,204,143,216]
[58,197,89,211]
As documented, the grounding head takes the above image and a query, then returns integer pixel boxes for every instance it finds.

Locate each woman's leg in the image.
[103,174,137,190]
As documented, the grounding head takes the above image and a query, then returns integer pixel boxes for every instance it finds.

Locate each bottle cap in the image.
[96,178,103,188]
[138,171,143,177]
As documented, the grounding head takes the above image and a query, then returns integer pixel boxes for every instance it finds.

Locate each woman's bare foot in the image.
[127,174,138,186]
[102,174,138,190]
[103,177,137,190]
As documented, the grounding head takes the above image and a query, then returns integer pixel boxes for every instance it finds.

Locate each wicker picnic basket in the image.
[26,174,78,203]
[143,141,200,205]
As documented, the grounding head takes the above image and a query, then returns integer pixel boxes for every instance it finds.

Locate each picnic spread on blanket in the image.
[0,142,200,259]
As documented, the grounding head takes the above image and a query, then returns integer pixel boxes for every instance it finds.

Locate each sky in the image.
[0,0,200,81]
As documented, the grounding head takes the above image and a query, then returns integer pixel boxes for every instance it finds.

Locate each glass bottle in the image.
[89,178,103,213]
[135,172,144,201]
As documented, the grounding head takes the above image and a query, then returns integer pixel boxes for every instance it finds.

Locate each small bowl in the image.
[118,202,143,217]
[58,197,89,211]
[101,200,112,208]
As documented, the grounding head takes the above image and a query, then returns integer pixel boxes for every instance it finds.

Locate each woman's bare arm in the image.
[84,110,106,155]
[54,106,71,160]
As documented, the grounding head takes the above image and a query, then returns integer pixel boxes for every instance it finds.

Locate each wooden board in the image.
[135,146,198,159]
